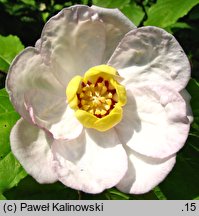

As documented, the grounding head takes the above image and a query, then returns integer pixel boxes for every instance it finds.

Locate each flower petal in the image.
[6,47,64,123]
[40,5,136,86]
[40,5,106,86]
[49,105,83,140]
[24,89,83,140]
[10,118,57,183]
[52,129,128,193]
[115,85,190,158]
[117,148,176,194]
[91,5,136,62]
[108,26,191,91]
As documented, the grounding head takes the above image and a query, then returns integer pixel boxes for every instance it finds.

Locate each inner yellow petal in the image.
[66,65,127,131]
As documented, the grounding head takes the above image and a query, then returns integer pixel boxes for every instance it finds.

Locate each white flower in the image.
[6,5,192,194]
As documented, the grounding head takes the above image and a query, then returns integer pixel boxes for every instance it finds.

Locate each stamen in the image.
[77,77,118,118]
[66,64,127,131]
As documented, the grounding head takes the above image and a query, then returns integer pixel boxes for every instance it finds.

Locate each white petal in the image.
[52,129,128,194]
[108,26,191,91]
[6,47,64,123]
[10,118,57,183]
[115,85,190,158]
[92,5,136,62]
[24,89,83,140]
[40,5,106,86]
[117,148,176,194]
[49,105,83,140]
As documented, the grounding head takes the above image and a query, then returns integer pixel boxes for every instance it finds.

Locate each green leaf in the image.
[92,0,130,9]
[20,0,36,7]
[189,4,199,20]
[41,12,50,22]
[0,153,27,193]
[165,22,192,34]
[0,35,24,73]
[105,188,130,200]
[0,72,6,89]
[81,187,130,200]
[121,2,145,26]
[187,78,199,115]
[0,58,9,72]
[0,89,20,159]
[130,190,159,200]
[82,0,90,5]
[0,88,27,193]
[153,186,167,200]
[4,176,79,200]
[0,193,6,200]
[144,0,199,28]
[159,135,199,199]
[0,0,7,3]
[187,78,199,133]
[169,22,192,29]
[53,4,64,11]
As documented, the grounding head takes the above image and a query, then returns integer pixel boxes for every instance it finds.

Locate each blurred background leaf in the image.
[93,0,130,8]
[159,135,199,199]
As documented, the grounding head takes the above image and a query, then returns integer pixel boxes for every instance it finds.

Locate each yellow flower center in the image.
[66,65,127,131]
[77,77,117,118]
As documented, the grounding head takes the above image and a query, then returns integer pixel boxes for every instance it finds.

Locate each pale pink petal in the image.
[115,85,190,158]
[10,118,57,183]
[49,106,83,140]
[91,5,136,62]
[117,148,176,194]
[40,5,136,86]
[108,26,191,91]
[24,89,83,140]
[52,129,128,193]
[40,5,106,86]
[6,47,64,123]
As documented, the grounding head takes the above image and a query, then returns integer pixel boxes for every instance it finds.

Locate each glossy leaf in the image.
[0,153,27,193]
[0,35,24,73]
[0,89,20,158]
[0,88,27,193]
[144,0,199,28]
[121,2,145,26]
